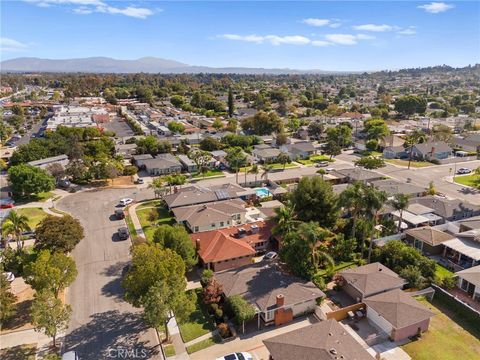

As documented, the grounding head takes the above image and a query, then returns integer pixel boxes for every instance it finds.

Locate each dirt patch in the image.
[111,176,134,186]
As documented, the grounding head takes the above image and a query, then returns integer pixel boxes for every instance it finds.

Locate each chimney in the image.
[276,294,285,307]
[196,239,201,251]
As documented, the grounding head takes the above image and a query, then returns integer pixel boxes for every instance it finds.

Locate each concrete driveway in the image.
[57,187,161,360]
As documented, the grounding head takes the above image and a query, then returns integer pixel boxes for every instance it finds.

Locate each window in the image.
[194,227,199,232]
[220,222,224,227]
[265,310,274,321]
[211,223,216,227]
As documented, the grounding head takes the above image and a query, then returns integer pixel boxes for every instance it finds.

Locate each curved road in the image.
[57,187,161,360]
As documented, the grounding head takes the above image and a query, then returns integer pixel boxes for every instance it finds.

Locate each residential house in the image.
[28,154,69,170]
[405,226,454,255]
[134,153,182,176]
[263,319,374,360]
[354,139,367,151]
[259,200,284,219]
[115,143,137,159]
[411,141,453,160]
[371,179,426,198]
[294,125,309,140]
[380,134,405,149]
[331,168,384,184]
[409,196,480,222]
[451,134,480,153]
[383,145,408,159]
[442,229,480,271]
[338,262,406,301]
[253,144,282,163]
[177,154,198,173]
[363,289,435,342]
[455,265,480,302]
[215,262,325,326]
[173,199,247,233]
[280,141,316,160]
[163,183,245,209]
[191,221,273,271]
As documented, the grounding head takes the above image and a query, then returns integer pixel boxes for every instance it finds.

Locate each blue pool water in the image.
[255,187,271,198]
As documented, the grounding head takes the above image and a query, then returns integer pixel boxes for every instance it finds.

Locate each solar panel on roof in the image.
[215,189,229,200]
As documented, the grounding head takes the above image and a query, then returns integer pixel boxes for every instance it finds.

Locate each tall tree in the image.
[8,164,55,198]
[31,291,72,348]
[0,273,17,326]
[363,187,388,263]
[2,210,31,249]
[35,215,84,253]
[271,202,299,237]
[391,193,410,233]
[404,129,428,169]
[25,250,77,298]
[339,182,367,242]
[122,244,194,341]
[228,88,235,118]
[249,164,259,184]
[190,150,212,179]
[277,152,291,170]
[225,147,247,184]
[152,225,197,271]
[290,177,339,228]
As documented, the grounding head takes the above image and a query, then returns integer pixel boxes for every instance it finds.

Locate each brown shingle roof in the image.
[215,262,325,312]
[405,226,454,246]
[263,319,373,360]
[340,263,406,297]
[364,289,434,329]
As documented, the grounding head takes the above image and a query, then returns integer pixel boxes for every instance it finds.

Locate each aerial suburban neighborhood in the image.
[1,1,480,360]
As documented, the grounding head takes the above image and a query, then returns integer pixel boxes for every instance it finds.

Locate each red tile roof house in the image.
[363,289,435,342]
[190,221,273,272]
[215,262,325,329]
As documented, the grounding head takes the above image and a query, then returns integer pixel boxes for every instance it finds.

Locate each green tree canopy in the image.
[0,273,17,325]
[8,164,55,198]
[152,224,197,271]
[394,95,427,116]
[241,110,283,135]
[35,215,84,253]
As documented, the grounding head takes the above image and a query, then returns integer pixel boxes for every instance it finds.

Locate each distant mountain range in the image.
[0,56,344,74]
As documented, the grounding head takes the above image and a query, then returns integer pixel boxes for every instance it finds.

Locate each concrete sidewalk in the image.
[128,202,146,238]
[167,315,189,360]
[0,329,50,350]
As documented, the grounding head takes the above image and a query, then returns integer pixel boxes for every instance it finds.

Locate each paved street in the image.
[57,187,161,360]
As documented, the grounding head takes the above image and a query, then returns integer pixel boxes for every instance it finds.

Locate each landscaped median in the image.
[453,173,479,188]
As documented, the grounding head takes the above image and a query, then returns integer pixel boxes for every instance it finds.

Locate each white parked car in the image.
[216,352,253,360]
[325,167,335,173]
[119,198,133,206]
[315,161,329,167]
[264,251,278,261]
[456,168,472,175]
[3,272,15,282]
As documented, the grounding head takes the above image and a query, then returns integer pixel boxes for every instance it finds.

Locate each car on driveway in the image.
[119,198,133,206]
[118,227,129,240]
[456,167,472,175]
[325,167,335,173]
[114,209,125,219]
[2,272,15,282]
[216,353,253,360]
[263,251,278,261]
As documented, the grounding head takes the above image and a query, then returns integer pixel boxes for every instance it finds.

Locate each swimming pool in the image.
[255,187,272,198]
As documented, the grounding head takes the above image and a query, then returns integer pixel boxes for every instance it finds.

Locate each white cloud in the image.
[302,18,342,28]
[397,27,417,35]
[311,40,332,47]
[23,0,155,19]
[418,2,454,13]
[0,37,29,52]
[352,24,399,32]
[219,34,311,46]
[325,33,374,45]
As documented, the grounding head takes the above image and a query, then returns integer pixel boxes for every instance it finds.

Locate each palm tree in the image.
[391,193,410,233]
[405,129,428,169]
[250,164,259,185]
[2,210,31,249]
[363,187,388,263]
[271,202,300,237]
[339,182,367,243]
[261,164,274,183]
[316,168,326,179]
[427,181,436,195]
[297,222,335,272]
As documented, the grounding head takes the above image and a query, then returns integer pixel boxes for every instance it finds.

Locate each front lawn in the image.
[186,335,221,354]
[454,174,479,188]
[164,344,175,357]
[357,150,383,157]
[136,205,175,242]
[16,207,49,228]
[269,162,299,170]
[401,298,480,360]
[435,264,454,279]
[178,289,216,343]
[297,155,334,165]
[192,169,225,179]
[385,159,432,168]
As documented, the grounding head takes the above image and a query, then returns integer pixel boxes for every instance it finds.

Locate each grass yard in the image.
[239,165,253,173]
[164,344,176,357]
[297,154,334,165]
[136,205,175,241]
[435,264,454,279]
[178,289,216,343]
[385,159,432,168]
[186,335,221,354]
[136,200,163,210]
[454,174,479,188]
[401,298,480,360]
[317,261,357,277]
[0,344,37,360]
[269,162,299,170]
[16,207,49,228]
[192,169,225,179]
[357,150,383,157]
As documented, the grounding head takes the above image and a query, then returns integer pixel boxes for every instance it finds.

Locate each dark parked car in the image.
[118,227,129,240]
[114,209,125,219]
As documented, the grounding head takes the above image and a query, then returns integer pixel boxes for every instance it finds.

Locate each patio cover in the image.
[391,210,430,226]
[443,237,480,261]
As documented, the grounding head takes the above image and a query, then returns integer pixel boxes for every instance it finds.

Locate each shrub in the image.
[312,273,327,291]
[201,269,214,286]
[400,265,425,289]
[227,295,255,326]
[217,322,230,338]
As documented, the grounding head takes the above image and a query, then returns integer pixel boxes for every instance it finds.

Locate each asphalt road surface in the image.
[57,187,161,360]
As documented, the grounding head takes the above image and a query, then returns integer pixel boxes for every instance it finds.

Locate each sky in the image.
[1,1,479,71]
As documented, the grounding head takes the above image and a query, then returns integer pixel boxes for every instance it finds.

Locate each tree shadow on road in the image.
[100,261,130,300]
[65,310,159,359]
